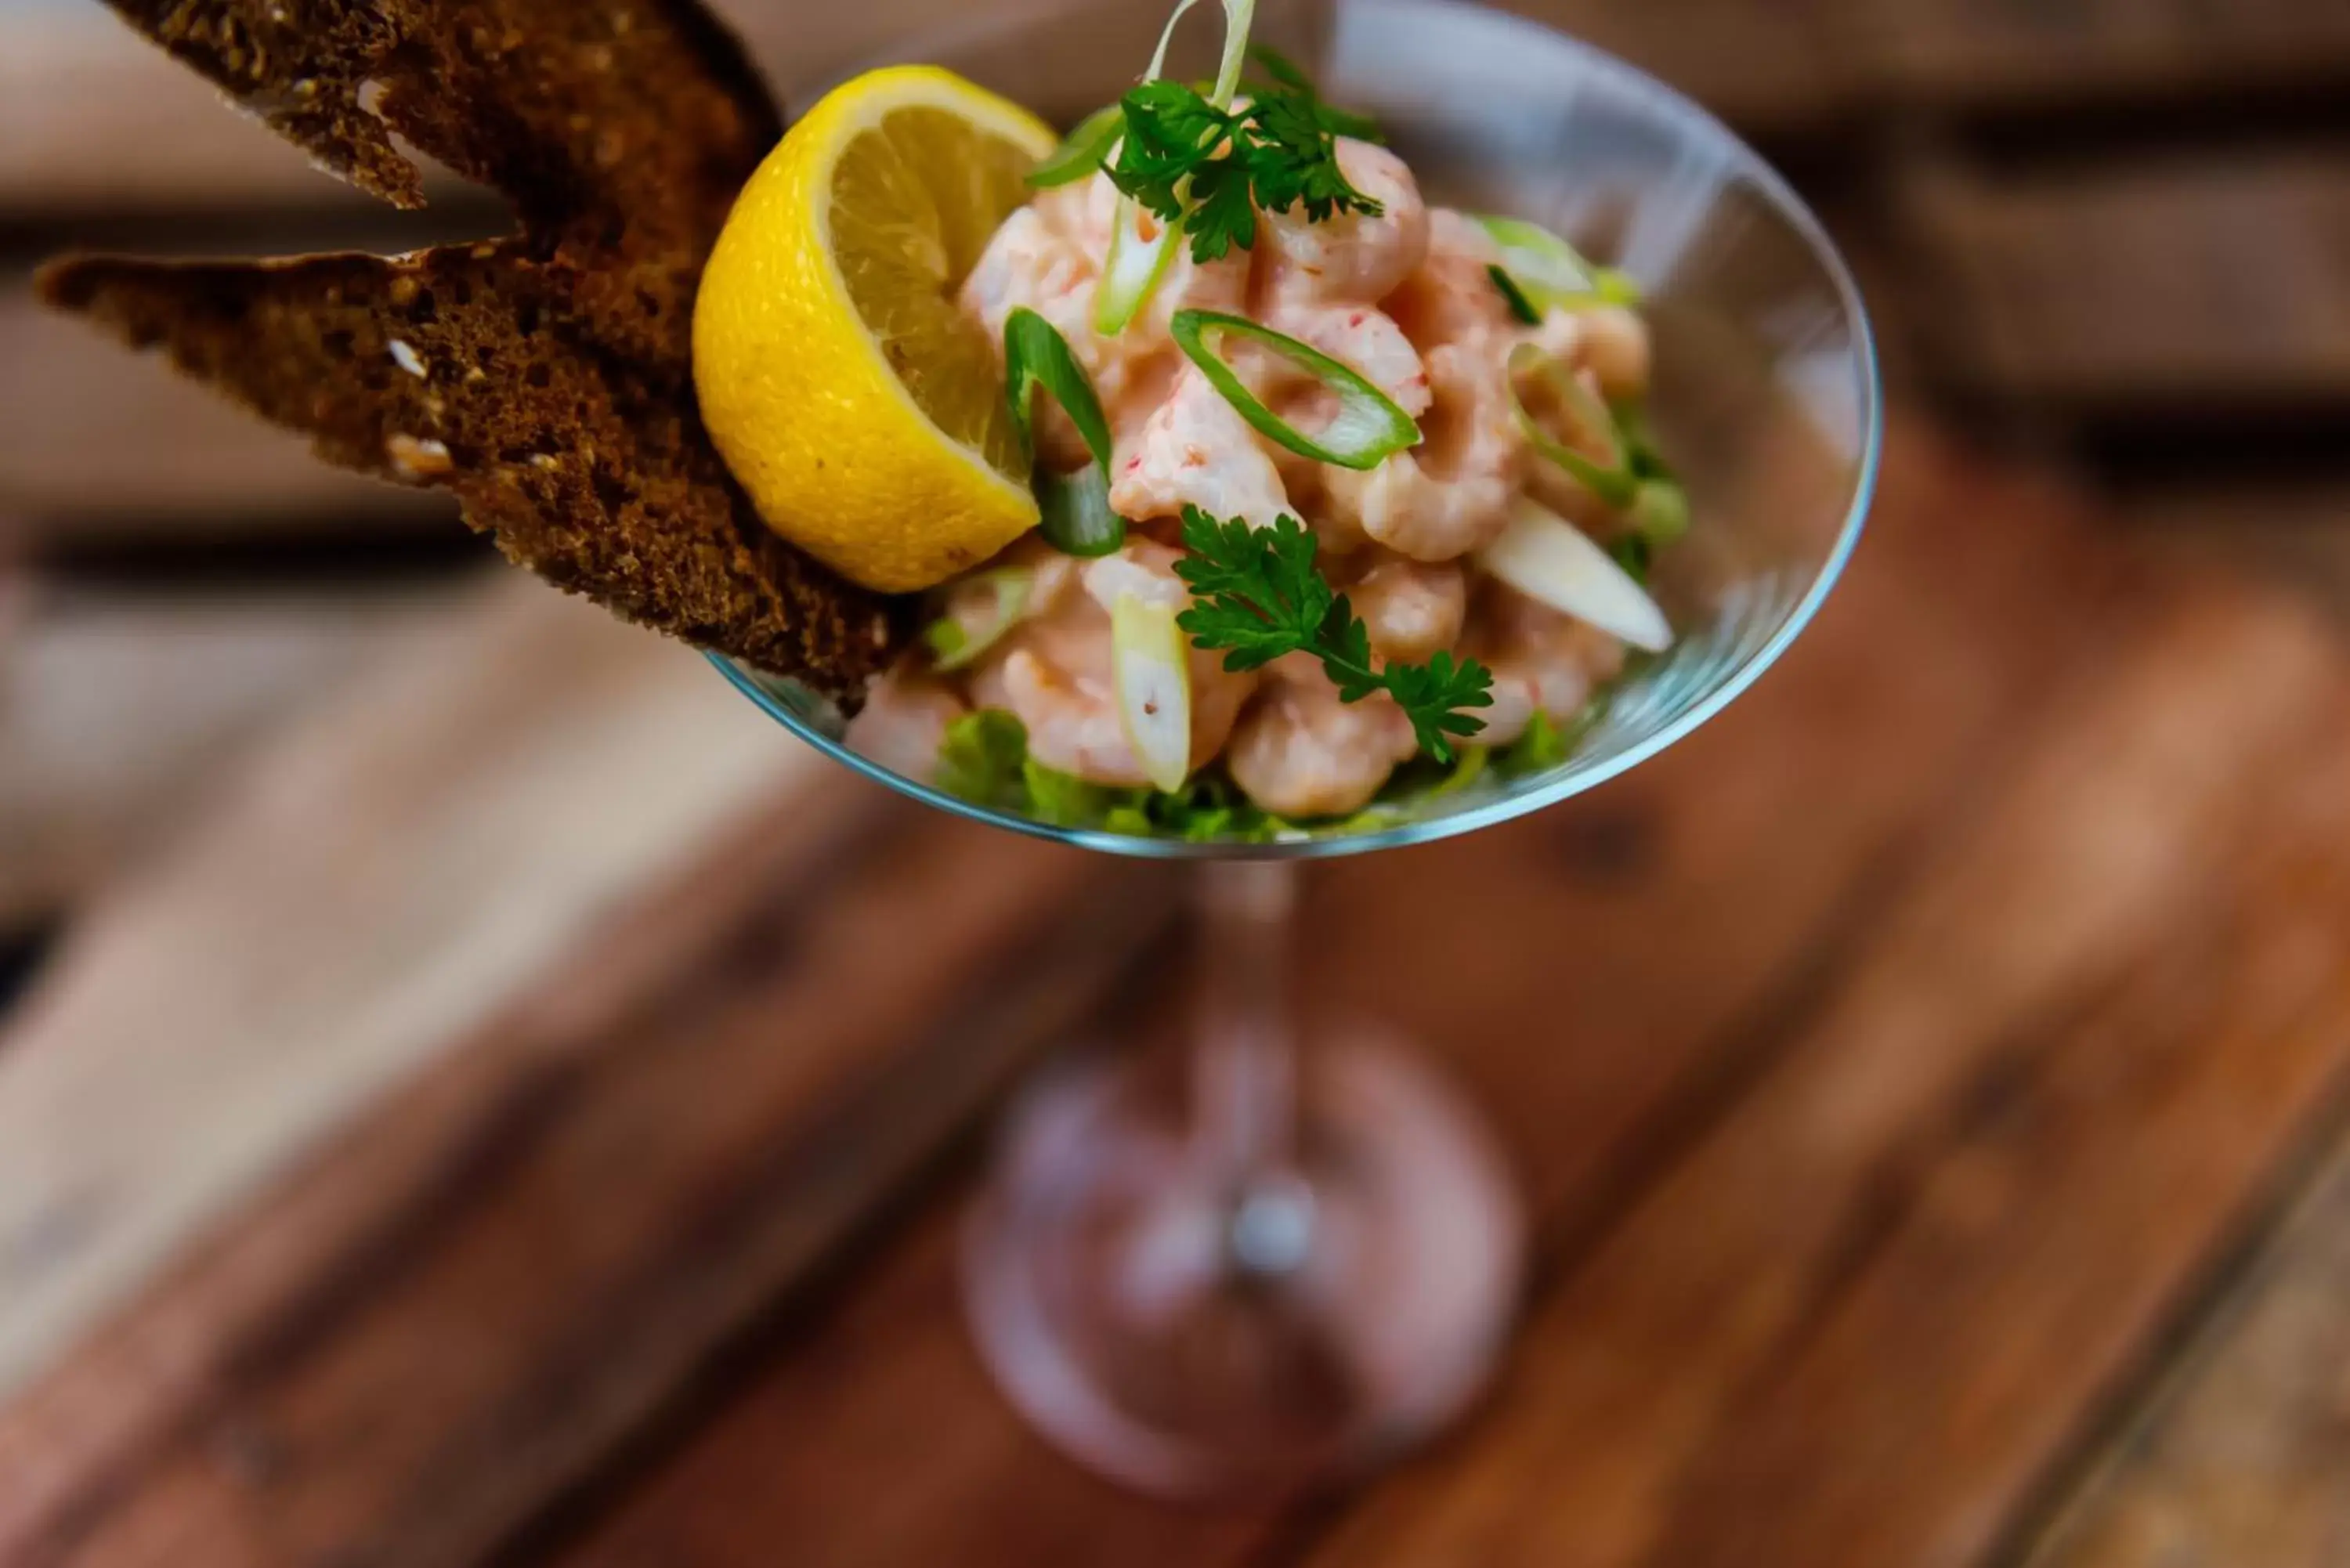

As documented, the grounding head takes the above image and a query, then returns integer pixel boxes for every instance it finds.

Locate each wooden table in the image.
[5,421,2350,1568]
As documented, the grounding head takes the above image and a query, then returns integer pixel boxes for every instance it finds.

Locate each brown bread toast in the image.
[38,0,909,702]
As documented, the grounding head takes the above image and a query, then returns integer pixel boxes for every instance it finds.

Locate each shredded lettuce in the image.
[936,695,1614,839]
[1021,758,1133,829]
[935,710,1030,810]
[1498,710,1568,776]
[935,709,1297,840]
[1495,695,1612,779]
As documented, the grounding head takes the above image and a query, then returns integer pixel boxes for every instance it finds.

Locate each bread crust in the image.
[40,0,908,702]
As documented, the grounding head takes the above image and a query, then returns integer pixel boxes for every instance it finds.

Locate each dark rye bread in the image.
[43,244,902,685]
[38,0,908,703]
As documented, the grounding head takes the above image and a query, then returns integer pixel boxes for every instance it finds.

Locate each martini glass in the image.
[716,0,1880,1499]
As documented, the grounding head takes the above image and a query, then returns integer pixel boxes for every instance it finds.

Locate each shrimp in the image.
[1076,174,1254,343]
[1227,653,1419,818]
[1260,139,1430,305]
[1318,339,1528,561]
[935,533,1083,638]
[847,661,970,782]
[1466,583,1627,748]
[961,175,1248,464]
[1383,208,1513,351]
[1578,302,1653,400]
[1227,296,1431,547]
[1111,365,1297,532]
[968,540,1258,787]
[1346,552,1466,665]
[1258,298,1431,416]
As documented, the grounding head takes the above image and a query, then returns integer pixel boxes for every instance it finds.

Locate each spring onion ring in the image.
[1170,309,1422,470]
[1003,306,1126,555]
[1507,341,1638,507]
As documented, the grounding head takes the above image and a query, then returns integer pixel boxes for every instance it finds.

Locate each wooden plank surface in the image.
[0,289,451,535]
[0,3,374,215]
[2025,1125,2350,1568]
[1303,591,2350,1568]
[0,583,467,923]
[545,425,2350,1568]
[1851,0,2350,107]
[2124,484,2350,630]
[0,799,1159,1568]
[0,579,828,1406]
[5,435,2350,1568]
[1904,153,2350,407]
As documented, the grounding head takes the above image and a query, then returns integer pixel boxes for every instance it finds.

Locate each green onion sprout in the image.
[1170,309,1422,471]
[1003,306,1126,555]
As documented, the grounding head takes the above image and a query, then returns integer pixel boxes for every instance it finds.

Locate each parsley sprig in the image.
[1102,62,1385,265]
[1173,507,1494,761]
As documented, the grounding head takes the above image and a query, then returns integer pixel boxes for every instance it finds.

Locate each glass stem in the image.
[1192,860,1300,1187]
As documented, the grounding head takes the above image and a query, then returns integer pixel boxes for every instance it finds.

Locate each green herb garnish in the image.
[1172,508,1494,762]
[1246,45,1383,143]
[1103,73,1383,266]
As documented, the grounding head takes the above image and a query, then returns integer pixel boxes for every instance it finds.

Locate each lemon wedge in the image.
[693,67,1057,593]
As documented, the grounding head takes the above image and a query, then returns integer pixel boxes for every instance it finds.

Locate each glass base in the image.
[962,1028,1526,1498]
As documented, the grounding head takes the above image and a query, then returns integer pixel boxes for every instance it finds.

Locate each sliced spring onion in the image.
[1629,477,1690,546]
[1595,267,1644,307]
[1488,264,1542,326]
[1003,306,1126,556]
[1209,0,1258,109]
[1005,307,1112,468]
[1111,591,1194,792]
[1095,0,1256,334]
[1477,497,1673,653]
[1170,309,1421,470]
[1038,464,1126,556]
[1027,103,1126,189]
[1477,215,1644,310]
[1477,215,1600,298]
[925,567,1036,671]
[1145,0,1206,78]
[1507,341,1638,507]
[1094,202,1184,335]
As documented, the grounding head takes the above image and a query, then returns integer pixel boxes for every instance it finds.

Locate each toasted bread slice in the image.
[39,0,907,703]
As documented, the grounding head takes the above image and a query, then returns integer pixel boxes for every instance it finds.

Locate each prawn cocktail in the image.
[715,0,1692,839]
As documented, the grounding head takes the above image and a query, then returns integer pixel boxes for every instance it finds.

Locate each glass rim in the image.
[714,0,1885,862]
